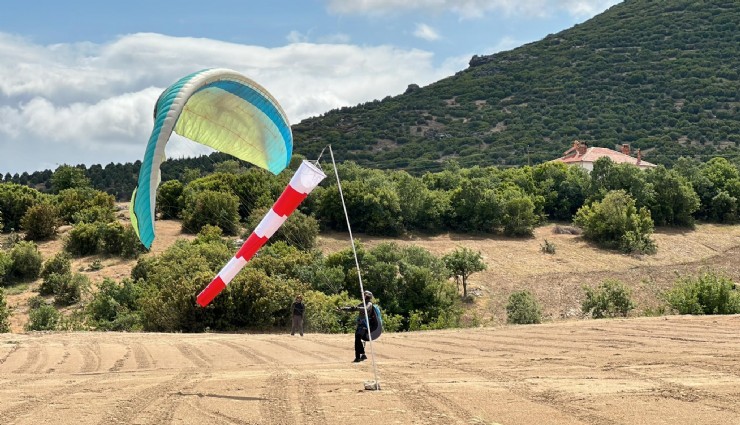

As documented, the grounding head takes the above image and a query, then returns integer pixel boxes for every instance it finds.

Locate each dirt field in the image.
[3,215,740,423]
[1,314,739,424]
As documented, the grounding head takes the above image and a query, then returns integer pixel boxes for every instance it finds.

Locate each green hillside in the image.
[293,0,739,173]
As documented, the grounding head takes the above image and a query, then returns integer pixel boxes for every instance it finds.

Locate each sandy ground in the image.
[1,314,739,425]
[3,214,739,423]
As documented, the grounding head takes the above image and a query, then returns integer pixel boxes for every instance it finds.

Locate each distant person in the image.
[337,290,380,362]
[291,295,305,336]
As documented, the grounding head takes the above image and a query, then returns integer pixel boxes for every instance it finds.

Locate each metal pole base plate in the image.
[363,380,381,391]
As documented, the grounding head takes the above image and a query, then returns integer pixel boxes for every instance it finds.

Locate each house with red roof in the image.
[553,140,656,172]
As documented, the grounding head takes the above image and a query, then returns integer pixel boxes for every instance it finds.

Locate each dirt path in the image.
[1,314,738,424]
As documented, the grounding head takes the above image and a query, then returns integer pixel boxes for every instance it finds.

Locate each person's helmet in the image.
[363,290,373,299]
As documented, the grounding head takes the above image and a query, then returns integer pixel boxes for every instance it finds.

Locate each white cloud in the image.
[287,30,351,45]
[326,0,622,19]
[0,32,457,174]
[413,23,441,41]
[287,30,309,43]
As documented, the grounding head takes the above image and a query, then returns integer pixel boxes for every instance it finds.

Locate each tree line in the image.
[1,155,739,332]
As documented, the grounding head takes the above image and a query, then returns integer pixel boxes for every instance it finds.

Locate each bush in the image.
[181,189,240,236]
[0,288,10,332]
[300,291,355,333]
[28,295,46,309]
[26,304,60,331]
[86,278,143,331]
[501,195,538,237]
[21,202,59,241]
[574,190,656,254]
[9,241,43,281]
[41,252,72,279]
[0,251,11,286]
[380,312,403,332]
[87,259,103,271]
[119,225,146,259]
[135,239,231,332]
[100,221,125,255]
[540,239,556,254]
[55,273,86,306]
[40,272,67,296]
[506,290,542,324]
[157,180,184,219]
[666,270,740,315]
[582,279,635,318]
[64,222,102,256]
[55,188,115,224]
[0,182,43,232]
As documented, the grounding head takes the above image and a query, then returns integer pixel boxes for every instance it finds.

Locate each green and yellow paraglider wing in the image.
[130,68,293,249]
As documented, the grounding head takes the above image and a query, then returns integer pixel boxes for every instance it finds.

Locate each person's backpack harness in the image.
[361,305,383,341]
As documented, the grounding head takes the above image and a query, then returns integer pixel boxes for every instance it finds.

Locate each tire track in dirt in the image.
[383,369,476,424]
[188,339,297,424]
[260,368,294,425]
[302,339,372,361]
[46,341,70,373]
[132,342,155,369]
[0,375,104,423]
[95,342,216,424]
[613,365,740,414]
[128,343,215,425]
[437,359,621,425]
[306,337,389,363]
[213,340,268,365]
[0,342,47,392]
[79,342,102,373]
[95,369,203,425]
[175,343,212,369]
[184,397,259,425]
[295,371,328,425]
[263,339,330,363]
[139,371,212,425]
[381,338,468,357]
[222,340,298,425]
[385,334,620,424]
[31,343,50,374]
[439,333,633,357]
[258,340,339,424]
[13,342,41,373]
[0,342,20,367]
[109,345,132,372]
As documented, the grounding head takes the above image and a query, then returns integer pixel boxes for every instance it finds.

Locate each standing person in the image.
[337,290,378,362]
[291,295,305,336]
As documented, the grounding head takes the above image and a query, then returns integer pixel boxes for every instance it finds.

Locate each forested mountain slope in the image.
[293,0,739,173]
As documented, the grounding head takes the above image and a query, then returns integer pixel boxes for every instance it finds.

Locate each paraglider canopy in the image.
[130,68,293,249]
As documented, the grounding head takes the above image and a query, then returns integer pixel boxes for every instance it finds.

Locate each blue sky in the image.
[0,0,621,174]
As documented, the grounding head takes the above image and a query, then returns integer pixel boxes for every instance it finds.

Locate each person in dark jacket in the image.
[291,295,305,336]
[337,290,377,362]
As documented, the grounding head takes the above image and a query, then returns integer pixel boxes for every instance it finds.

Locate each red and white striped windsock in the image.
[196,160,327,307]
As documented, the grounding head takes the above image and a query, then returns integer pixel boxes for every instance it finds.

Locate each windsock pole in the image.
[328,145,381,390]
[197,160,327,307]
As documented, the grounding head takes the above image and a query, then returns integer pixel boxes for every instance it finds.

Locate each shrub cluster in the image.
[575,190,656,254]
[582,279,635,318]
[9,241,43,282]
[0,288,10,332]
[506,290,542,324]
[666,270,740,315]
[64,222,144,258]
[84,227,462,333]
